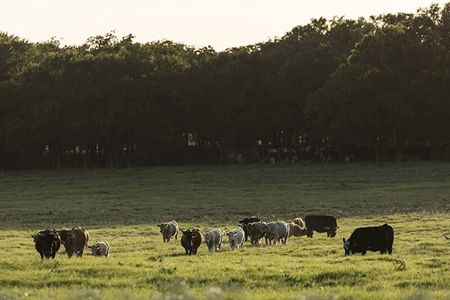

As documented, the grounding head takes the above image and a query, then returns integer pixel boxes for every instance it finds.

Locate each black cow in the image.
[32,229,61,259]
[239,217,261,241]
[343,224,394,255]
[305,215,338,238]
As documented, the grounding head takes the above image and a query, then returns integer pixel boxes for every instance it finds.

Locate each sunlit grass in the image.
[1,163,450,299]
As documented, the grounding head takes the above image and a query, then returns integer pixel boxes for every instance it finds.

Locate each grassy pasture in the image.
[1,163,450,299]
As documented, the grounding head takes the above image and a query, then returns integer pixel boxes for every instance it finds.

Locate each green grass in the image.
[1,163,450,299]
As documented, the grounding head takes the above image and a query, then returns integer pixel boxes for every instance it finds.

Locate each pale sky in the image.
[1,1,447,51]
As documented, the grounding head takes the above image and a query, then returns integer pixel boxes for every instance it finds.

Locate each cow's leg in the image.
[361,251,367,255]
[273,234,279,245]
[40,252,44,260]
[163,237,166,243]
[307,229,313,238]
[184,248,188,255]
[79,250,84,257]
[175,233,178,240]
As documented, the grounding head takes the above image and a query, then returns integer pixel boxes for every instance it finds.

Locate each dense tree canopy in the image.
[1,4,450,169]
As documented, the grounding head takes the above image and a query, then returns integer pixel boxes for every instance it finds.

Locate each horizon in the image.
[1,0,448,50]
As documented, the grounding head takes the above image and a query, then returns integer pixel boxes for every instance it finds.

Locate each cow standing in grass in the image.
[305,215,338,238]
[263,222,290,245]
[203,229,224,253]
[59,227,90,258]
[247,222,266,246]
[32,229,61,260]
[227,226,245,250]
[343,224,394,255]
[288,222,307,237]
[239,217,261,241]
[157,221,179,243]
[181,227,202,255]
[88,241,110,257]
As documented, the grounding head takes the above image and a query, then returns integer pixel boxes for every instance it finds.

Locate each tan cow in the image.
[157,220,179,243]
[293,218,306,229]
[288,222,307,237]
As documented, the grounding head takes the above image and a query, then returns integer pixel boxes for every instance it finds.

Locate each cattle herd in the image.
[156,215,395,256]
[32,215,395,259]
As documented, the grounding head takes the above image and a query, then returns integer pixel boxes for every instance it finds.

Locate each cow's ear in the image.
[342,238,345,242]
[157,224,161,228]
[181,230,185,234]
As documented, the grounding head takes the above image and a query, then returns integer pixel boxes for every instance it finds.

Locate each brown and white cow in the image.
[58,227,90,258]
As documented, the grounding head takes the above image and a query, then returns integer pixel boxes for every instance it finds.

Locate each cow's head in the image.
[42,233,60,257]
[182,230,195,248]
[58,230,74,245]
[260,223,270,235]
[343,238,353,256]
[227,231,237,245]
[203,233,211,244]
[157,223,167,233]
[88,244,101,256]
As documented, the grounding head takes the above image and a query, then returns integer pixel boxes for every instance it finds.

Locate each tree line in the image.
[1,4,450,169]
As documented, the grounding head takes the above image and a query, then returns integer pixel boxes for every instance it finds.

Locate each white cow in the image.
[157,220,179,243]
[203,229,225,253]
[88,241,110,257]
[227,227,245,250]
[264,222,290,245]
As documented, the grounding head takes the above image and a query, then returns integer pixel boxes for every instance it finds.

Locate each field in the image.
[1,163,450,299]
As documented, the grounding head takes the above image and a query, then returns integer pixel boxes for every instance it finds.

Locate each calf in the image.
[88,241,110,257]
[263,222,290,245]
[305,215,338,238]
[227,226,245,250]
[59,227,90,258]
[203,229,224,253]
[181,227,202,255]
[157,220,179,243]
[343,224,394,255]
[239,217,261,241]
[32,229,61,260]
